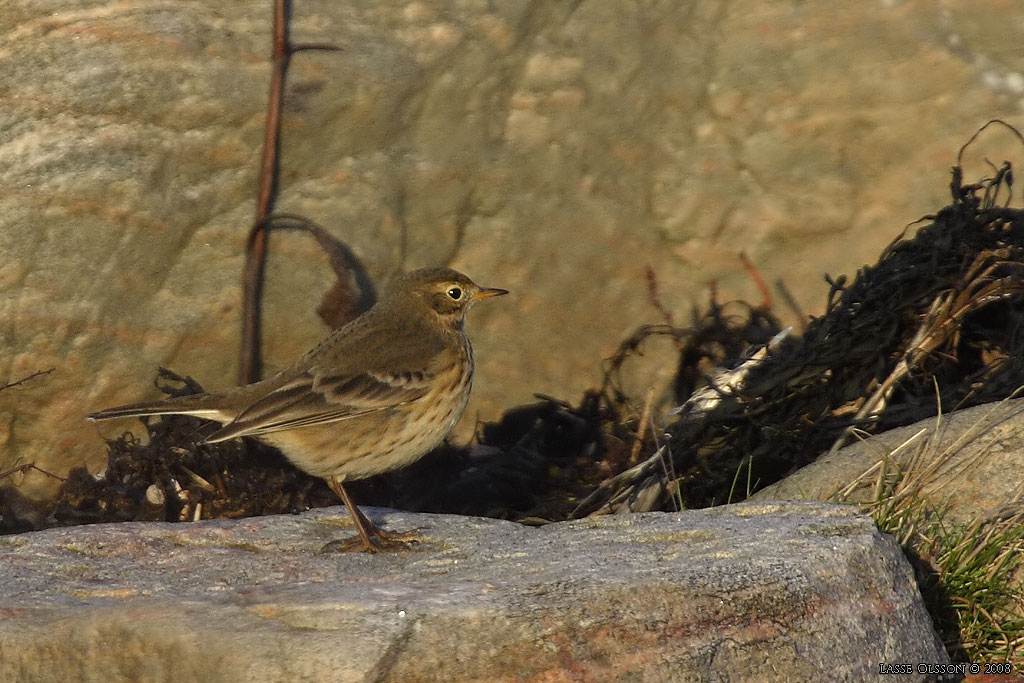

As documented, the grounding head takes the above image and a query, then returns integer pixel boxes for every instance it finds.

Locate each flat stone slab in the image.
[0,501,946,681]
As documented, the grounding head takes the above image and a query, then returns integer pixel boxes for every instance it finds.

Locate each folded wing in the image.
[205,368,433,442]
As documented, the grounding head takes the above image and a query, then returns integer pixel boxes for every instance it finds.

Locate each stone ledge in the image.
[0,501,946,681]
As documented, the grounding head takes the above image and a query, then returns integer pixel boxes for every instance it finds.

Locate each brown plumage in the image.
[88,267,507,552]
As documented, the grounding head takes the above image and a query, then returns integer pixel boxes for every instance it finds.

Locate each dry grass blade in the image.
[828,250,1024,456]
[574,326,789,517]
[628,387,656,466]
[832,397,1024,664]
[571,446,666,517]
[673,327,791,421]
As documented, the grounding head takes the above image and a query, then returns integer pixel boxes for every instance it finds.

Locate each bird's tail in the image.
[87,394,226,422]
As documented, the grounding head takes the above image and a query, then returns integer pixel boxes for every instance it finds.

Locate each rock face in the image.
[4,0,1023,496]
[750,398,1024,525]
[0,502,945,681]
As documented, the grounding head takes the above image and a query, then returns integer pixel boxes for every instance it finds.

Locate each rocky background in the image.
[2,0,1024,502]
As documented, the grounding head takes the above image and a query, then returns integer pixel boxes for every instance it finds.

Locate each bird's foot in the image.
[320,527,422,554]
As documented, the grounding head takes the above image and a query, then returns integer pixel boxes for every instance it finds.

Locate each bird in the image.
[88,266,508,552]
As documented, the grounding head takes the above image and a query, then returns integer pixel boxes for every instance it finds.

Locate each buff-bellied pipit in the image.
[88,267,507,552]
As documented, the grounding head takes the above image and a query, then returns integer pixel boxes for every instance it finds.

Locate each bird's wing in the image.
[204,367,435,442]
[206,314,450,443]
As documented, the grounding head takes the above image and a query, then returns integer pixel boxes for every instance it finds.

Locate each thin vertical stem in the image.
[239,0,289,385]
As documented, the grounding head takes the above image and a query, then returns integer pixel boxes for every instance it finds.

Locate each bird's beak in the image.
[473,287,509,300]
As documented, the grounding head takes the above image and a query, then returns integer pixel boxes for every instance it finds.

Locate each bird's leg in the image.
[321,476,420,553]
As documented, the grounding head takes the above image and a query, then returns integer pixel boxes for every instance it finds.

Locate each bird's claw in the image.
[320,528,422,554]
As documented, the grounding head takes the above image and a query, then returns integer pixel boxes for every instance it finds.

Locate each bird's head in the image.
[391,267,508,327]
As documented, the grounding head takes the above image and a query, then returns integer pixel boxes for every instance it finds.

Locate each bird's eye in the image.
[446,287,463,300]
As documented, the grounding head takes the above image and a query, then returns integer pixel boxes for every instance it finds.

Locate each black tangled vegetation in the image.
[575,126,1024,517]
